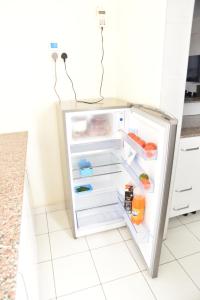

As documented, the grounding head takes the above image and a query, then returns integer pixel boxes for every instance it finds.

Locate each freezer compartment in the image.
[71,113,113,141]
[72,150,122,180]
[121,130,158,160]
[76,203,124,230]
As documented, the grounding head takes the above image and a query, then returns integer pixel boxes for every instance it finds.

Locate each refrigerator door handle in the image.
[181,147,199,152]
[175,187,192,193]
[173,205,190,211]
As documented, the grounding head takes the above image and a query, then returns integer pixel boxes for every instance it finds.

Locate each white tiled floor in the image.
[35,205,200,300]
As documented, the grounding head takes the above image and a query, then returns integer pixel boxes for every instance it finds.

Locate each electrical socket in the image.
[97,8,106,27]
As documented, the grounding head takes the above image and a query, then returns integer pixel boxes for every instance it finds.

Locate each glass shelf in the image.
[121,130,158,160]
[72,151,122,180]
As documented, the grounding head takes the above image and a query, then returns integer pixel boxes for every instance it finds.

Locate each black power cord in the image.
[61,26,105,104]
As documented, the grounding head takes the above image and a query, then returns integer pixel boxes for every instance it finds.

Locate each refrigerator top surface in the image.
[60,98,132,112]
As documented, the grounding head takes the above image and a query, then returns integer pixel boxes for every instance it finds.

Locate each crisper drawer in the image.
[171,137,200,217]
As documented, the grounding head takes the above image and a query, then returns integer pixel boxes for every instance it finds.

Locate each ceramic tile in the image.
[186,221,200,240]
[32,206,46,215]
[118,226,132,241]
[53,252,99,296]
[178,212,200,225]
[57,286,105,300]
[164,226,200,258]
[47,210,70,232]
[168,217,182,229]
[103,273,154,300]
[143,261,200,300]
[36,234,51,263]
[126,241,174,271]
[179,252,200,288]
[34,213,48,235]
[45,202,66,213]
[49,229,88,259]
[38,261,55,300]
[86,229,123,249]
[91,242,139,283]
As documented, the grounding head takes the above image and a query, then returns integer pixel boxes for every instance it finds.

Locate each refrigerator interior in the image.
[66,107,170,269]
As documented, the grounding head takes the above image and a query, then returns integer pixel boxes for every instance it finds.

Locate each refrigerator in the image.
[57,98,177,278]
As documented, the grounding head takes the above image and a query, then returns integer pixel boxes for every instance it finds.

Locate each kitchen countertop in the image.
[0,132,27,300]
[181,115,200,138]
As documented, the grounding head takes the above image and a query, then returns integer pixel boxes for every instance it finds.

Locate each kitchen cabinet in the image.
[16,172,39,300]
[170,136,200,217]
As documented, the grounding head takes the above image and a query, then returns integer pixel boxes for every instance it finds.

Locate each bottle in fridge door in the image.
[57,99,177,279]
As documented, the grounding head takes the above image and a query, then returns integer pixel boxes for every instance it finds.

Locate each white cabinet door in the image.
[171,137,200,217]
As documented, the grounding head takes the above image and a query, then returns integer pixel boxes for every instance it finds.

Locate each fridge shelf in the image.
[117,192,149,243]
[122,159,154,192]
[121,130,158,160]
[72,151,122,180]
[76,203,124,230]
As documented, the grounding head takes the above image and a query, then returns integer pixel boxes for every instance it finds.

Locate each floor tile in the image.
[91,242,139,283]
[143,261,200,300]
[118,226,132,241]
[32,206,46,215]
[126,241,174,271]
[46,202,66,213]
[164,226,200,258]
[50,229,88,259]
[125,240,146,271]
[86,229,123,249]
[179,252,200,288]
[38,261,55,300]
[34,213,48,235]
[103,273,154,300]
[36,234,51,263]
[186,221,200,240]
[168,217,182,229]
[178,211,200,225]
[53,252,100,297]
[57,286,105,300]
[47,210,70,232]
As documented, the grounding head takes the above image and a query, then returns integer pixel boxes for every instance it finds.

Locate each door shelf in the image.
[72,151,122,180]
[121,130,157,160]
[117,192,150,243]
[122,159,154,192]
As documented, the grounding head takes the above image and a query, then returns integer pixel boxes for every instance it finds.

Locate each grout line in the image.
[56,284,101,299]
[85,237,107,300]
[164,242,200,292]
[45,210,58,300]
[120,230,157,300]
[184,223,200,242]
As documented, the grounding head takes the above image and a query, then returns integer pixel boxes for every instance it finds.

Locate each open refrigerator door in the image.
[119,106,177,277]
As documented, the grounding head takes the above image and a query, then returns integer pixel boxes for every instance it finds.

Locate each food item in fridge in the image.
[88,114,111,137]
[144,143,157,158]
[139,173,151,189]
[74,184,93,193]
[131,193,145,225]
[78,159,93,176]
[128,132,146,148]
[124,183,134,213]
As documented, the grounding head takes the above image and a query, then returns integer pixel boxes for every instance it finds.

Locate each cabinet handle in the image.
[173,205,190,211]
[175,187,192,193]
[181,147,199,152]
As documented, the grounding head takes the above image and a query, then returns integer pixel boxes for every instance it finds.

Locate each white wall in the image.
[117,0,168,108]
[0,0,119,207]
[190,0,200,55]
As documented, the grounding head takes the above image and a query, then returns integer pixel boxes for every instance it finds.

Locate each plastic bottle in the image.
[131,188,145,225]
